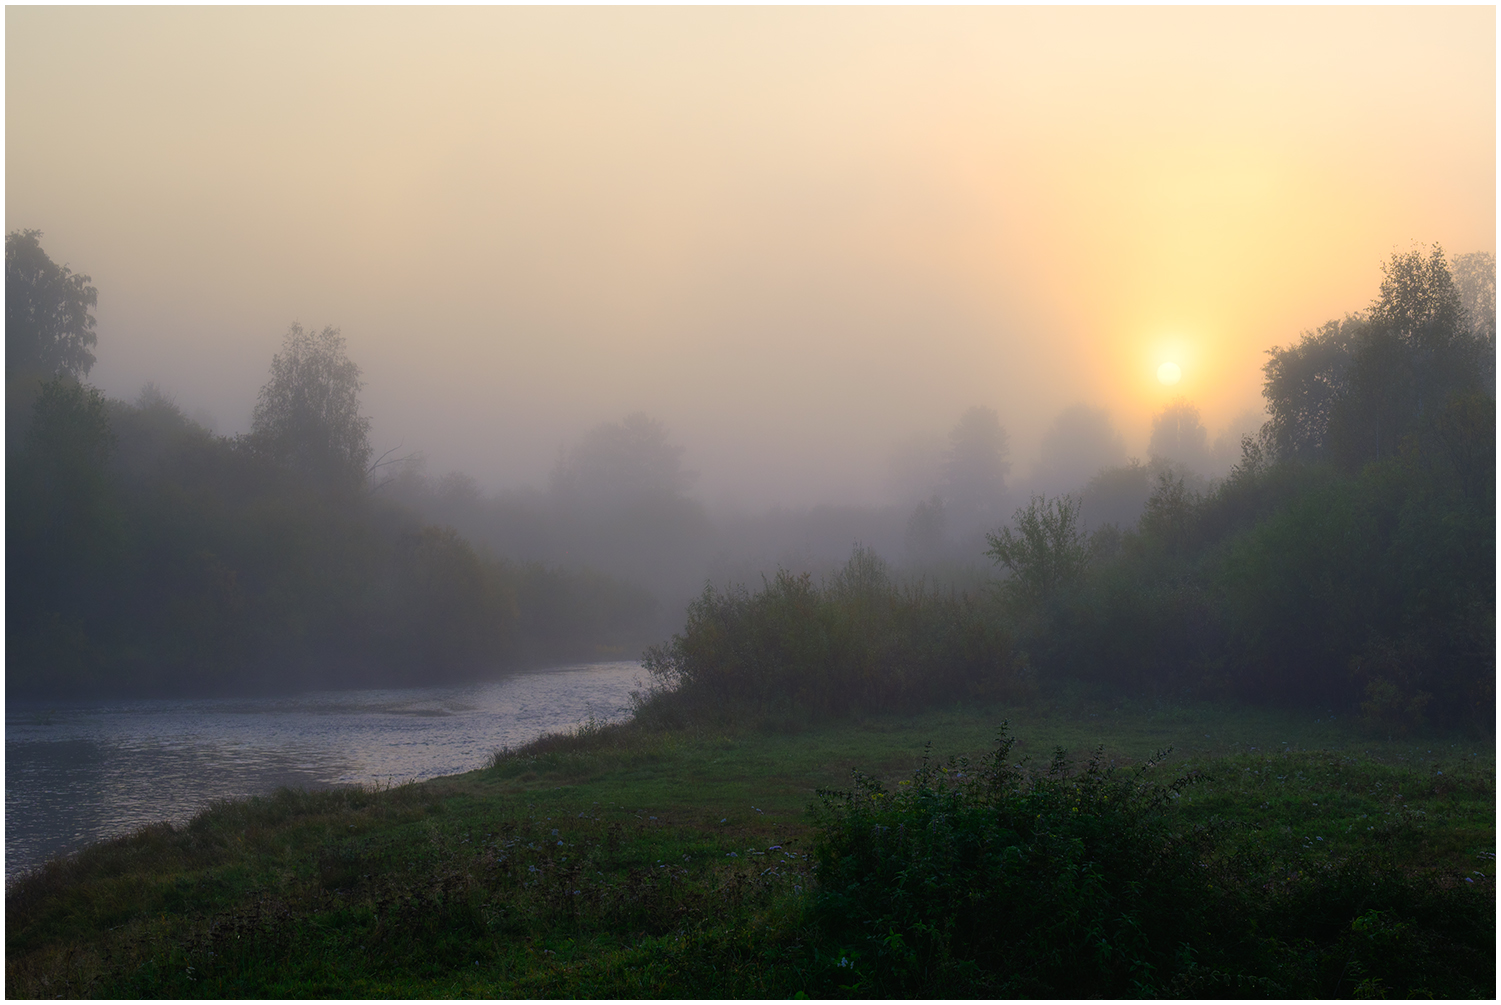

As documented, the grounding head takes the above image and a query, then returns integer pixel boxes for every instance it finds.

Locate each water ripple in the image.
[6,661,646,879]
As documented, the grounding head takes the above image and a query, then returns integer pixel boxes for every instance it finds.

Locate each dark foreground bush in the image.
[811,726,1494,997]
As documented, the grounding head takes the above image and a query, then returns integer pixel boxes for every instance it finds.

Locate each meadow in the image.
[7,692,1493,998]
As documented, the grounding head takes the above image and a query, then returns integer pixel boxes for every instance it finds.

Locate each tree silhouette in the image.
[1333,245,1485,466]
[985,494,1087,602]
[1451,250,1496,345]
[6,230,98,379]
[1032,404,1126,494]
[1261,246,1492,470]
[942,406,1010,523]
[550,413,693,511]
[250,323,372,489]
[1148,398,1210,472]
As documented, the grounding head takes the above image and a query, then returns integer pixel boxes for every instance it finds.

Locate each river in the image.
[5,660,647,880]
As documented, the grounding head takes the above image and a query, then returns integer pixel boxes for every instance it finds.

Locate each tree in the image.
[1367,243,1466,348]
[1078,460,1152,531]
[550,412,694,510]
[942,406,1010,523]
[1261,317,1360,462]
[1147,398,1210,472]
[1450,250,1495,383]
[904,494,948,557]
[8,378,121,633]
[250,323,372,488]
[1262,245,1491,469]
[1330,245,1483,466]
[1452,250,1496,339]
[1031,404,1126,494]
[985,494,1087,602]
[6,230,98,379]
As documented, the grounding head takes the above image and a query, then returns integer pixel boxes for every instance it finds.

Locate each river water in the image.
[5,661,647,880]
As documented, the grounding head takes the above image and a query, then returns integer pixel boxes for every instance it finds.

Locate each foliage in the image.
[641,547,1025,723]
[249,323,373,490]
[812,728,1495,997]
[903,494,948,557]
[941,406,1010,523]
[1264,246,1492,470]
[812,727,1218,995]
[6,378,660,699]
[1030,403,1125,495]
[5,229,98,379]
[983,494,1088,603]
[549,412,695,511]
[958,249,1494,731]
[1076,459,1152,529]
[1260,316,1360,463]
[6,693,1493,998]
[7,378,123,692]
[1217,392,1495,729]
[1148,396,1211,472]
[1451,249,1496,346]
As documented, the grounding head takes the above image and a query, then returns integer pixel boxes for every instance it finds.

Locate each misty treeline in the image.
[643,245,1495,734]
[6,230,656,697]
[8,229,1494,728]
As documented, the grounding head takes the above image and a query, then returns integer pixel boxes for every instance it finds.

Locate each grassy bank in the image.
[7,696,1494,998]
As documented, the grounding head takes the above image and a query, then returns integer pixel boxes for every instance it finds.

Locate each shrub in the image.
[810,728,1497,997]
[810,726,1226,996]
[640,547,1025,722]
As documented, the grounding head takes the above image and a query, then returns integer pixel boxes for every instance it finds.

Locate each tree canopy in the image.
[942,406,1010,521]
[550,412,694,510]
[250,323,372,489]
[1031,404,1126,494]
[1147,398,1210,472]
[1262,245,1494,468]
[6,229,98,379]
[1451,250,1496,346]
[984,494,1087,603]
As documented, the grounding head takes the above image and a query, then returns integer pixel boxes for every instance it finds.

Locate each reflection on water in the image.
[6,661,645,879]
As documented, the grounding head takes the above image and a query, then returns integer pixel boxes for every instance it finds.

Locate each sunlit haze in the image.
[7,7,1495,507]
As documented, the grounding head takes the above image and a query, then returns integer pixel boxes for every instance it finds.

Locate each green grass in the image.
[7,694,1494,998]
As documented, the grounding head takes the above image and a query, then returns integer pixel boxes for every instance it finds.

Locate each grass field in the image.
[7,693,1494,997]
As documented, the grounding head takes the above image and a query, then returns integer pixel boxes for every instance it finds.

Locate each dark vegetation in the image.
[6,232,657,698]
[639,547,1028,726]
[812,727,1491,997]
[640,244,1495,738]
[6,237,1494,996]
[6,708,1493,997]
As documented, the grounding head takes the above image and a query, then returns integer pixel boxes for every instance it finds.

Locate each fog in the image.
[8,7,1494,513]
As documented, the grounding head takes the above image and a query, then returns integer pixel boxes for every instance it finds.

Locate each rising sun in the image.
[1157,361,1181,385]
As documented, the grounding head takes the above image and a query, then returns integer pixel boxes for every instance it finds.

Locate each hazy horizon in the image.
[8,7,1494,508]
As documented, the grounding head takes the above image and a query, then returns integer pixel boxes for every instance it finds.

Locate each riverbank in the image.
[7,697,1494,997]
[5,662,646,878]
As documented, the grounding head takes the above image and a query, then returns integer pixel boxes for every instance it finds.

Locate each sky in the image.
[7,7,1495,507]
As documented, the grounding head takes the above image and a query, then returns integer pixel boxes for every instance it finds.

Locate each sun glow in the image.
[1157,361,1182,385]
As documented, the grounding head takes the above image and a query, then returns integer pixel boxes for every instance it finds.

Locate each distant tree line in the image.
[992,245,1493,732]
[9,228,1493,728]
[642,245,1494,734]
[6,231,657,698]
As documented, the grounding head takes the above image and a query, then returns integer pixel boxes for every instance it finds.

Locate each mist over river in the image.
[5,661,646,880]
